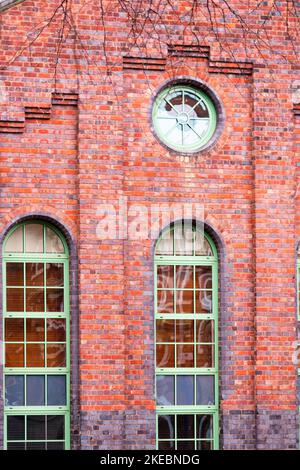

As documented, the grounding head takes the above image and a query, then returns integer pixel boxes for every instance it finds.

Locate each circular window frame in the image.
[151,80,224,155]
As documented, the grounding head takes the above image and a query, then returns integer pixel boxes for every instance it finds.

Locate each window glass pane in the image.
[158,441,175,450]
[197,440,212,450]
[196,345,213,368]
[196,415,213,439]
[176,266,193,289]
[47,442,65,450]
[26,318,45,342]
[27,442,46,450]
[7,288,24,312]
[46,289,64,312]
[195,233,213,256]
[26,288,44,312]
[26,263,44,287]
[6,263,24,286]
[46,227,64,253]
[155,231,173,255]
[25,224,44,253]
[47,319,66,342]
[27,415,46,440]
[47,415,64,440]
[26,344,45,367]
[156,320,175,343]
[6,344,24,367]
[27,376,45,406]
[46,263,64,287]
[5,226,23,253]
[177,414,194,439]
[5,376,24,406]
[158,415,174,439]
[156,376,174,406]
[174,227,193,256]
[5,318,24,342]
[196,291,212,313]
[47,376,66,406]
[157,265,174,289]
[176,320,194,343]
[177,441,195,450]
[196,376,215,405]
[196,320,213,343]
[157,290,174,313]
[176,290,194,314]
[177,376,194,405]
[195,266,212,289]
[177,344,194,368]
[47,344,66,367]
[7,442,26,450]
[7,416,25,441]
[156,344,174,368]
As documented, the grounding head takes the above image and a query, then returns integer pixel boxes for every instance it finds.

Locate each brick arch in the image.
[0,208,80,449]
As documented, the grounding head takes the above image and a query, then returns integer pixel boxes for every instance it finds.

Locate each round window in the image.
[152,85,217,153]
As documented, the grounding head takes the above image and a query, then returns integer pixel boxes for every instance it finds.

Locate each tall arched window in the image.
[3,221,70,450]
[155,222,219,450]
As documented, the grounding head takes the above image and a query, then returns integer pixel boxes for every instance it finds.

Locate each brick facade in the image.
[0,0,299,450]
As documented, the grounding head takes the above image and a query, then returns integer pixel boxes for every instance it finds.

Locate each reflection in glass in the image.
[177,344,194,368]
[174,227,193,256]
[158,415,174,439]
[26,263,44,287]
[46,227,64,253]
[46,263,64,287]
[46,289,64,312]
[157,290,174,313]
[155,231,173,256]
[26,344,45,367]
[7,288,24,312]
[26,288,44,312]
[26,318,45,342]
[196,376,215,405]
[5,226,23,253]
[156,344,175,368]
[47,376,66,406]
[197,440,212,450]
[27,415,46,440]
[47,319,66,342]
[177,376,194,405]
[5,318,24,342]
[196,320,213,343]
[176,319,194,343]
[195,290,212,313]
[157,265,174,289]
[195,232,213,256]
[6,263,24,286]
[176,266,193,289]
[25,224,44,253]
[177,414,194,438]
[176,290,194,314]
[177,441,195,450]
[6,344,24,367]
[195,266,212,289]
[5,375,24,406]
[196,415,213,439]
[196,345,213,368]
[27,376,45,406]
[156,376,174,406]
[47,344,66,367]
[47,415,64,440]
[158,441,175,450]
[156,320,175,343]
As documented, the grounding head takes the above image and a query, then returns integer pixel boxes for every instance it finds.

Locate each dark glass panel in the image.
[26,344,45,367]
[47,344,66,367]
[46,263,64,287]
[26,288,44,312]
[176,320,194,343]
[156,376,174,406]
[177,415,194,439]
[26,318,45,342]
[157,290,174,314]
[47,319,66,342]
[6,263,24,286]
[196,320,213,343]
[157,265,174,289]
[176,290,194,314]
[177,376,194,405]
[195,266,212,290]
[27,415,46,440]
[158,415,174,439]
[196,376,215,405]
[176,344,194,368]
[177,441,195,450]
[26,263,44,287]
[47,442,65,450]
[47,375,66,406]
[7,288,24,312]
[27,442,46,450]
[176,266,193,289]
[26,376,45,406]
[5,344,24,367]
[196,415,213,439]
[158,441,175,450]
[7,416,25,441]
[156,344,175,368]
[47,415,64,440]
[46,289,64,312]
[196,345,213,368]
[5,318,24,342]
[5,375,24,406]
[156,320,175,343]
[197,440,212,450]
[7,442,26,450]
[195,290,212,313]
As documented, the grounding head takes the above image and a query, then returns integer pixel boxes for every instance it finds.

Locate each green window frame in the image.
[155,223,219,450]
[152,85,217,153]
[3,221,70,450]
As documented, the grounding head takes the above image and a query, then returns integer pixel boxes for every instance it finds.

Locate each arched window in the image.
[155,222,219,450]
[3,221,70,450]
